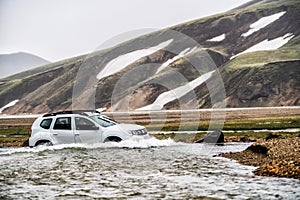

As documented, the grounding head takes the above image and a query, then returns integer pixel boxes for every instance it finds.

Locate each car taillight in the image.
[29,127,32,136]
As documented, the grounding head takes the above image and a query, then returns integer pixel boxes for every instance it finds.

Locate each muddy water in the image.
[0,138,299,199]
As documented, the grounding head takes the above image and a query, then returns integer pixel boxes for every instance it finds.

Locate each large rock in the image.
[195,130,224,144]
[246,144,268,154]
[265,133,280,140]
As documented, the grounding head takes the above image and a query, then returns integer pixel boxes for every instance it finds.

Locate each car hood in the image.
[116,123,145,132]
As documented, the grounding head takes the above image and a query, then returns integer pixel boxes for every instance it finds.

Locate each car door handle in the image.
[53,132,58,135]
[75,132,80,136]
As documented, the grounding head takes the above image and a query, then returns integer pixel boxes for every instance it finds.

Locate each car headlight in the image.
[129,128,147,135]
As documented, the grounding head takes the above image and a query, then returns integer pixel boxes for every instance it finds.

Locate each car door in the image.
[51,116,75,144]
[74,116,101,144]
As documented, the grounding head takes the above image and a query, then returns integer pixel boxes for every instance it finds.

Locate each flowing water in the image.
[0,138,299,200]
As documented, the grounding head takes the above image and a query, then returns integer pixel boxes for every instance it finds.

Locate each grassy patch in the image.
[0,127,30,147]
[226,49,300,71]
[0,80,22,96]
[144,115,300,132]
[0,114,299,147]
[223,116,300,130]
[151,132,206,143]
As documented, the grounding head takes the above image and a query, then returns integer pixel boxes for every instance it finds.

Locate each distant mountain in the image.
[0,0,299,114]
[0,52,50,78]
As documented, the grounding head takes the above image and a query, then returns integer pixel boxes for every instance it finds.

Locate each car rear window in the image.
[53,117,72,130]
[40,118,53,129]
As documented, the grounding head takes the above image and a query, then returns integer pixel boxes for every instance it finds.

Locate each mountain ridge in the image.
[0,52,50,79]
[0,0,299,114]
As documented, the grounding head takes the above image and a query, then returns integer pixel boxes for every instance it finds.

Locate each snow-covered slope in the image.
[207,34,226,42]
[242,11,286,37]
[232,33,294,59]
[1,0,299,114]
[155,47,197,74]
[0,100,19,113]
[97,39,173,80]
[137,71,215,110]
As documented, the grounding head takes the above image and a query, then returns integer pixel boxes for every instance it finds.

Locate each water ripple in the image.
[0,139,299,199]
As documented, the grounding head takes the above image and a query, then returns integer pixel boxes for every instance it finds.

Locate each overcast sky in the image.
[0,0,251,62]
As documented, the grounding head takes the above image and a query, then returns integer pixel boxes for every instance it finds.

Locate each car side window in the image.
[53,117,71,130]
[40,118,53,129]
[75,117,97,130]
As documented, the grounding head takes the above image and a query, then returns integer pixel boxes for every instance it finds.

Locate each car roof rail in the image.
[43,110,100,117]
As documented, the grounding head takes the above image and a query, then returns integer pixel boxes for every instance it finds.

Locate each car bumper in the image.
[129,134,151,140]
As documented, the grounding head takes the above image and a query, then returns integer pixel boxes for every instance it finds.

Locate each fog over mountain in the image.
[0,52,50,78]
[0,0,251,62]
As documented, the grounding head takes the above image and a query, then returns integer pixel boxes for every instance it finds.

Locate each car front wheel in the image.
[104,136,122,143]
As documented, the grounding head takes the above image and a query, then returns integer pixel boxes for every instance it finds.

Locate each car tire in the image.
[104,137,122,143]
[35,141,53,147]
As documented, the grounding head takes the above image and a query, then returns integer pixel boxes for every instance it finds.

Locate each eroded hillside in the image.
[0,0,299,114]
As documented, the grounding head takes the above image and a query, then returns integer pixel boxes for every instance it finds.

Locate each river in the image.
[0,138,299,199]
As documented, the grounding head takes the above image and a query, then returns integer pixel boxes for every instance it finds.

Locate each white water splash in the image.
[104,137,177,148]
[0,138,178,155]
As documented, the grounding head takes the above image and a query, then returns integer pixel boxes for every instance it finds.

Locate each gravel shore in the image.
[220,137,300,179]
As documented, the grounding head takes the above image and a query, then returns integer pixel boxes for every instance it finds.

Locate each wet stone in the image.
[195,130,224,144]
[246,145,268,155]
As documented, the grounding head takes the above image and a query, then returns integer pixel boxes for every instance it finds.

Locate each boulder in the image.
[246,144,268,155]
[195,130,224,144]
[265,133,280,140]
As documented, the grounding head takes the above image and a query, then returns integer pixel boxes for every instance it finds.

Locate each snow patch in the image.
[207,34,226,42]
[232,33,294,59]
[137,70,215,111]
[97,39,173,80]
[96,107,107,112]
[0,100,19,113]
[242,11,286,37]
[155,46,197,74]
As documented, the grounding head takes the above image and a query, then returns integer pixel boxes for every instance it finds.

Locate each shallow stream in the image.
[0,138,299,199]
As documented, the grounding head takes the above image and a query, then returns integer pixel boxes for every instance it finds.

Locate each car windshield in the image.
[89,115,117,127]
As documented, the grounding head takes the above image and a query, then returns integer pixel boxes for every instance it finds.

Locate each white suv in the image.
[29,110,149,147]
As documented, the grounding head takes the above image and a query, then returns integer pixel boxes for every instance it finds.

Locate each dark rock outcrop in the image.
[265,133,280,140]
[246,144,268,154]
[195,130,224,144]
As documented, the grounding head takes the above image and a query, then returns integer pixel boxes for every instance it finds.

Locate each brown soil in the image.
[220,138,300,179]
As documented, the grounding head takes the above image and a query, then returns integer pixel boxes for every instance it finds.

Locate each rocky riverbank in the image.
[220,137,300,179]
